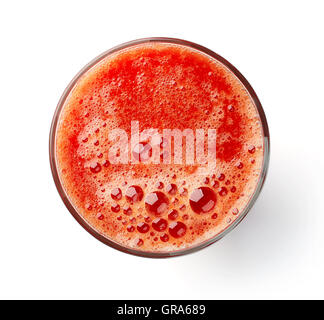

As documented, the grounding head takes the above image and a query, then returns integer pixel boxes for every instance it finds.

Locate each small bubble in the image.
[212,180,219,188]
[179,187,188,196]
[203,177,210,184]
[179,204,186,211]
[111,188,122,200]
[230,186,237,193]
[211,213,218,219]
[125,185,144,203]
[133,142,152,162]
[145,191,169,216]
[127,225,135,232]
[123,205,132,215]
[160,233,169,242]
[152,218,168,232]
[166,183,177,195]
[102,160,110,167]
[218,187,228,196]
[168,209,179,220]
[85,204,92,211]
[236,162,244,169]
[217,173,225,181]
[111,203,120,213]
[96,213,104,220]
[169,221,187,238]
[155,181,164,189]
[90,162,101,173]
[136,239,144,247]
[189,187,217,214]
[248,145,256,154]
[137,222,150,233]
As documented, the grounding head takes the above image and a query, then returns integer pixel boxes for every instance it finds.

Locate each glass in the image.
[49,37,270,258]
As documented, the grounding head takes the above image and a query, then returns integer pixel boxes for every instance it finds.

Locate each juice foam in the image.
[55,42,264,252]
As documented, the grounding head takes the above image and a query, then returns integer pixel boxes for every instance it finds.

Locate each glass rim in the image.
[49,37,270,258]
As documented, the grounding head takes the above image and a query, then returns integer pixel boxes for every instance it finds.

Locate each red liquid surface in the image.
[56,42,264,252]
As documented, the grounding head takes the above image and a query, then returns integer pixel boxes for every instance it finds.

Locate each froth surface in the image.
[55,42,265,253]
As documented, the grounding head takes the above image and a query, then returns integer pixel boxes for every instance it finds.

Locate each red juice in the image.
[51,39,269,256]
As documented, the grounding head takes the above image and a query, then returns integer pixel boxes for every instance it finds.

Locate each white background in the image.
[0,0,323,300]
